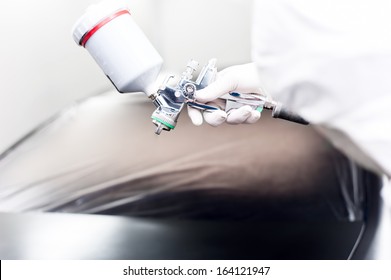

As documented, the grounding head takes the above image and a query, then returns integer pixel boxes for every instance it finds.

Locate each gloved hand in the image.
[187,63,265,126]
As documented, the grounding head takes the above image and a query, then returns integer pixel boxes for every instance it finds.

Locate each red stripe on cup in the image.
[80,9,130,47]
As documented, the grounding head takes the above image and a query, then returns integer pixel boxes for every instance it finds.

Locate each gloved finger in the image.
[187,105,203,126]
[195,75,237,103]
[244,110,261,124]
[226,105,253,124]
[203,109,227,127]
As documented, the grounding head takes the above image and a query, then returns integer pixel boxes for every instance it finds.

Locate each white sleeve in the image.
[251,0,391,176]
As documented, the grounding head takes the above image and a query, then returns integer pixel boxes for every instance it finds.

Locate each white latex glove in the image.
[187,63,264,126]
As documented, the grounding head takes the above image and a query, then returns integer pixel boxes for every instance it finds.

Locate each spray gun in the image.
[72,1,308,135]
[149,58,308,135]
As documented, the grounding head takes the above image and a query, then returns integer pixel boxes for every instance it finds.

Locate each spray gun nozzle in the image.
[152,115,176,135]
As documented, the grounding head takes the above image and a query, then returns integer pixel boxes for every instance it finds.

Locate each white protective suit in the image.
[251,0,391,176]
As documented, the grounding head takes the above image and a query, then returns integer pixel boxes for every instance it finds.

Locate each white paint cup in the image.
[72,0,163,95]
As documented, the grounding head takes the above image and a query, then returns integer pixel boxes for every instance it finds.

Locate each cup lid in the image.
[72,0,130,46]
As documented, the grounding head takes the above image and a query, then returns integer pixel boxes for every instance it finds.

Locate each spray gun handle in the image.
[191,59,309,126]
[200,92,309,125]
